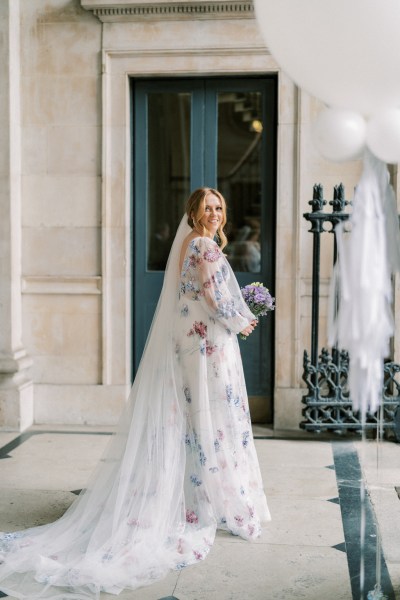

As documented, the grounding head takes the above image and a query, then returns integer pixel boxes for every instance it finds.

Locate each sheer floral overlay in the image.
[0,230,270,600]
[178,237,270,542]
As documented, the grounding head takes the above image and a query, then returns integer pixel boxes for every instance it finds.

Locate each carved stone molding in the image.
[22,276,102,295]
[81,0,254,22]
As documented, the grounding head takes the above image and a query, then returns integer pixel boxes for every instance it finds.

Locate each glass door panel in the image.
[147,92,191,271]
[133,82,194,375]
[133,77,277,422]
[217,91,263,273]
[215,82,276,421]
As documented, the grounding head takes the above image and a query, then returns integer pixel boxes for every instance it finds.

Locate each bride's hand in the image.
[240,320,258,337]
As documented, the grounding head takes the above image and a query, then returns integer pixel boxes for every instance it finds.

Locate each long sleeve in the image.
[188,237,255,335]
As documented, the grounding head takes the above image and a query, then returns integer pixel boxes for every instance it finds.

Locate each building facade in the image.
[2,0,392,432]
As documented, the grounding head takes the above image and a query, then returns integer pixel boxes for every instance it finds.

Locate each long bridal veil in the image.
[0,215,216,599]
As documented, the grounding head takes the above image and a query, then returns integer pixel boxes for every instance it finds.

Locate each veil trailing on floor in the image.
[0,215,217,599]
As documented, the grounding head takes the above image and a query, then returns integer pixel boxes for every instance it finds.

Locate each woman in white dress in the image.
[0,187,270,599]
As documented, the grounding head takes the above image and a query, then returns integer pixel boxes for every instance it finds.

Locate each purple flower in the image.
[241,282,275,318]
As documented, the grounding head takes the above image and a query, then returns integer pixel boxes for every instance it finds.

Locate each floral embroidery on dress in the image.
[185,428,207,466]
[189,254,203,268]
[212,361,220,377]
[0,532,25,545]
[184,279,203,300]
[242,431,250,448]
[190,474,202,487]
[102,550,113,562]
[212,271,224,285]
[216,299,238,319]
[189,240,201,255]
[185,429,198,447]
[225,384,233,402]
[205,341,217,356]
[188,321,207,339]
[203,246,221,262]
[181,304,189,316]
[234,515,244,527]
[186,510,199,524]
[0,531,26,556]
[184,386,192,403]
[198,444,207,465]
[225,384,240,407]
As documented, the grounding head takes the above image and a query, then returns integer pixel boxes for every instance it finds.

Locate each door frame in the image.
[100,47,300,429]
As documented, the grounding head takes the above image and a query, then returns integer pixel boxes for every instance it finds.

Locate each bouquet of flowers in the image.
[240,282,275,340]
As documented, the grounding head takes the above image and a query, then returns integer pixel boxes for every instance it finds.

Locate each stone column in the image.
[0,0,33,431]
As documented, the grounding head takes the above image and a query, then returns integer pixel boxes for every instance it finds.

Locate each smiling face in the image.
[185,187,228,248]
[197,194,224,236]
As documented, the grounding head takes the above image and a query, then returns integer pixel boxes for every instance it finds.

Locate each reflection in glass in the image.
[147,93,191,270]
[217,92,263,272]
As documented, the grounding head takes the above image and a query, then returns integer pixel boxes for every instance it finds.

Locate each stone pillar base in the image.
[0,352,34,431]
[0,377,33,431]
[274,387,303,431]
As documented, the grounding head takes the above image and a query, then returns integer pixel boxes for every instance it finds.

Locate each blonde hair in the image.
[185,187,228,250]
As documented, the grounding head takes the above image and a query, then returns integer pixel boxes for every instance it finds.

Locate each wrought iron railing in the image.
[300,183,400,440]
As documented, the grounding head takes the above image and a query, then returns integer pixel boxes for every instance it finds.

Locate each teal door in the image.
[132,77,277,423]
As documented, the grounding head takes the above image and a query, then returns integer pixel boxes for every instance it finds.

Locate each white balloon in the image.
[366,109,400,164]
[312,108,366,162]
[254,0,400,115]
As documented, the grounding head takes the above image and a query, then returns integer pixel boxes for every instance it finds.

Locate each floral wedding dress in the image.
[0,219,270,600]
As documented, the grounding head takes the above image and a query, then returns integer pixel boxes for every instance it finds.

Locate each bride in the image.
[0,187,270,599]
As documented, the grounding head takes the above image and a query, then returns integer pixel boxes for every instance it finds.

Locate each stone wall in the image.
[19,1,113,425]
[0,0,367,430]
[0,0,33,430]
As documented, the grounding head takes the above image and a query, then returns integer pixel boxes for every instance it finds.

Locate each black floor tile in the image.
[332,542,346,553]
[328,496,340,505]
[333,442,395,599]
